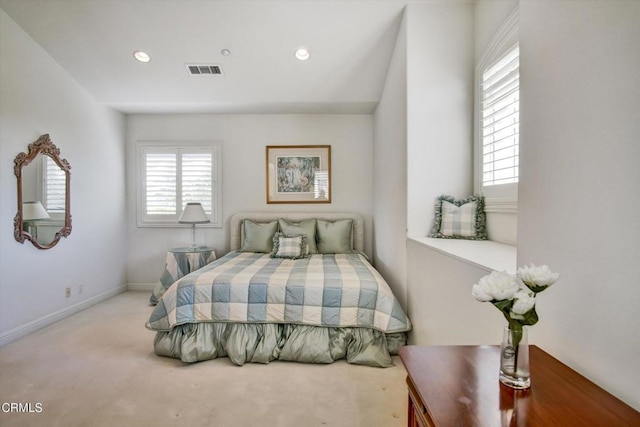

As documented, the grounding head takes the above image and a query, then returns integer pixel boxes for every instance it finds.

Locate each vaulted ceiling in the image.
[1,0,408,114]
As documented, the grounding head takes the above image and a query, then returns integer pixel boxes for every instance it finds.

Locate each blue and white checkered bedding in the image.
[147,251,411,334]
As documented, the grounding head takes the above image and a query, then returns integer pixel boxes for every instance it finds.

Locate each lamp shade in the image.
[178,203,210,224]
[23,201,50,221]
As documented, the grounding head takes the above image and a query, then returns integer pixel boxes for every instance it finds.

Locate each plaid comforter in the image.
[147,251,411,334]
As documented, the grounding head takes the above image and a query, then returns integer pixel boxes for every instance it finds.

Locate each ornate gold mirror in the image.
[14,134,71,249]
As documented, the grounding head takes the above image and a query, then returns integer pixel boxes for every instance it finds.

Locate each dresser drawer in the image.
[406,377,435,427]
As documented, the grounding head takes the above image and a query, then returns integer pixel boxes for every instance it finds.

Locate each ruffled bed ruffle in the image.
[153,323,406,367]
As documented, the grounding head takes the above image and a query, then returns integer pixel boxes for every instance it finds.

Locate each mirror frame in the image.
[14,134,72,249]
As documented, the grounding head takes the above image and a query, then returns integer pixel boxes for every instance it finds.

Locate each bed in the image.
[146,212,411,367]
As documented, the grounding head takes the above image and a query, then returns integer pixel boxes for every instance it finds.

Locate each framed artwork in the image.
[266,145,331,204]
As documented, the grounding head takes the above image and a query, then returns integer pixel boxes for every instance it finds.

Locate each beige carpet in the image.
[0,291,408,427]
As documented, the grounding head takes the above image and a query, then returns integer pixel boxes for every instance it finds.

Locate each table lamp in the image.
[23,201,50,239]
[178,202,210,249]
[23,201,50,221]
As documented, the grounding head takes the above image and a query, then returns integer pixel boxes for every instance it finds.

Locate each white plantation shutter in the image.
[182,152,212,214]
[481,44,519,187]
[44,155,66,213]
[145,152,177,215]
[138,142,221,227]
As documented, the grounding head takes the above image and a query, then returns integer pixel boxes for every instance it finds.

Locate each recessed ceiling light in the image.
[295,48,310,61]
[133,51,151,63]
[221,49,231,56]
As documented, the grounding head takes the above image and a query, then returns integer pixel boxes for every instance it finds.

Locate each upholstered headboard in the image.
[229,212,365,253]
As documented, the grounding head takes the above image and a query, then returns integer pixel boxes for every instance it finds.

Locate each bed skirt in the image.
[153,323,407,368]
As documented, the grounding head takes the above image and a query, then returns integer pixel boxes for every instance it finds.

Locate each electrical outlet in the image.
[78,284,83,294]
[65,287,71,298]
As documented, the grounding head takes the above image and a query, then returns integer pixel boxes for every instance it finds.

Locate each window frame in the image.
[474,7,519,214]
[136,141,222,228]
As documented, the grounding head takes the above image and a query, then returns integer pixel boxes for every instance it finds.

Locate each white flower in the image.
[471,283,493,302]
[472,263,559,330]
[517,264,560,291]
[472,271,522,302]
[510,290,536,318]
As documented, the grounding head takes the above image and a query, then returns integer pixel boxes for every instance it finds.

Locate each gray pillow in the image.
[278,218,318,254]
[240,220,278,252]
[316,219,353,254]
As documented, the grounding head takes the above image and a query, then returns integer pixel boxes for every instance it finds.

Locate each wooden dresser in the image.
[399,345,640,427]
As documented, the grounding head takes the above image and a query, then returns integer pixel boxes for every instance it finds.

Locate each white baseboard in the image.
[0,285,127,347]
[127,282,157,292]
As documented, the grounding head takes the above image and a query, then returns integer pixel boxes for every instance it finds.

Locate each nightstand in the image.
[149,246,216,305]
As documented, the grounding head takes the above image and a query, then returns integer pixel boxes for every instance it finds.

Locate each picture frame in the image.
[266,145,331,204]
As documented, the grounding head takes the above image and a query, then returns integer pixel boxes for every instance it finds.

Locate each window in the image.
[481,44,519,187]
[474,8,519,212]
[43,155,66,214]
[137,142,222,227]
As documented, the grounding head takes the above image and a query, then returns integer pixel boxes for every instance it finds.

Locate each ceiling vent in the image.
[186,64,223,76]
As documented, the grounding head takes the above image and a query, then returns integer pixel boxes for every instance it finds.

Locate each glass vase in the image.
[500,326,530,389]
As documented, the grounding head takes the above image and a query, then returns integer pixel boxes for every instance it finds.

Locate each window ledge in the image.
[407,236,516,273]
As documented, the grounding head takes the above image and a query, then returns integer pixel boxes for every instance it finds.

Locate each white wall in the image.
[518,0,640,410]
[126,114,374,285]
[402,0,514,342]
[0,10,127,343]
[405,2,475,238]
[403,0,516,345]
[407,240,504,345]
[403,1,475,336]
[474,0,519,63]
[372,10,408,309]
